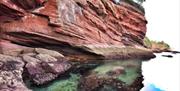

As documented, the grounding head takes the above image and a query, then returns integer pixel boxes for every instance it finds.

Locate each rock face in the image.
[0,0,148,57]
[0,1,151,90]
[0,54,31,91]
[23,48,71,85]
[0,47,71,91]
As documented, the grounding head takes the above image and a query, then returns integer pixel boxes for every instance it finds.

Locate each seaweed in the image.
[47,74,80,91]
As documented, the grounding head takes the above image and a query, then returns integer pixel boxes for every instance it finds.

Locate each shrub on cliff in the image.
[143,37,170,52]
[151,41,170,51]
[134,0,145,4]
[122,0,145,13]
[143,37,152,48]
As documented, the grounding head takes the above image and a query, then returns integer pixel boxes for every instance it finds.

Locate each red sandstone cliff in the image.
[0,1,154,90]
[0,0,153,60]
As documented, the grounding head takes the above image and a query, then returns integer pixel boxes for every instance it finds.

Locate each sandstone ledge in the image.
[77,44,155,60]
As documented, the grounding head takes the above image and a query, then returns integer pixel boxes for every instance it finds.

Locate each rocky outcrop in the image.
[0,54,31,91]
[79,74,143,91]
[78,60,143,91]
[143,37,171,53]
[0,1,150,90]
[162,55,173,58]
[23,48,71,85]
[0,0,151,59]
[0,47,71,91]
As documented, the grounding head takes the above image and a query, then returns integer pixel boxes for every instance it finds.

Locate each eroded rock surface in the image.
[0,0,149,59]
[0,54,31,91]
[79,60,143,91]
[0,48,71,91]
[0,1,150,90]
[23,48,71,85]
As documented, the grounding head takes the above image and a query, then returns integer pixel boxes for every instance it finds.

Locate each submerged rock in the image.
[106,66,125,76]
[79,74,143,91]
[23,48,72,85]
[162,55,173,58]
[79,60,143,91]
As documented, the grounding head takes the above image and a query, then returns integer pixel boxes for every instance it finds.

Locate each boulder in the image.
[0,48,71,86]
[0,54,31,91]
[22,48,71,85]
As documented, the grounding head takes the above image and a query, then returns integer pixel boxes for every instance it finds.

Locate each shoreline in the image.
[0,45,156,91]
[1,44,177,91]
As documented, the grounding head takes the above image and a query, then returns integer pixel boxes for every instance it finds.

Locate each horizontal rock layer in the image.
[0,0,147,50]
[0,1,151,90]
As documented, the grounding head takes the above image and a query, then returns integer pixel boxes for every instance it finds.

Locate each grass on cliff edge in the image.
[143,37,170,50]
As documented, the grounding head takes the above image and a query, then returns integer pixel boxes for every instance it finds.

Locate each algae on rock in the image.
[92,60,142,85]
[47,74,80,91]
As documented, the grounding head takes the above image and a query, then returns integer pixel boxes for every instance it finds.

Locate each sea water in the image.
[141,52,180,91]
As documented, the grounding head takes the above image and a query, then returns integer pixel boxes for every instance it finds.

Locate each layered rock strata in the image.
[0,0,155,91]
[0,0,152,60]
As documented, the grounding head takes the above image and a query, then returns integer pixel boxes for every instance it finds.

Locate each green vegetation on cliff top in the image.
[143,37,170,51]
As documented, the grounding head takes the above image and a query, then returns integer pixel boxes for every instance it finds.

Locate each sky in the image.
[141,52,180,91]
[143,0,180,51]
[141,0,180,91]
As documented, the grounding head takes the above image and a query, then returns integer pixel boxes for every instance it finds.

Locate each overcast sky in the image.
[143,0,180,51]
[142,0,180,91]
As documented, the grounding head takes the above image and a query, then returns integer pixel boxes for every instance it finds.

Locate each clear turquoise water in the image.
[27,74,80,91]
[27,60,142,91]
[27,52,180,91]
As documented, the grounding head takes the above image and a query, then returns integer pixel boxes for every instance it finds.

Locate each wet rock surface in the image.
[79,74,143,91]
[165,50,180,54]
[22,59,144,91]
[79,60,143,91]
[0,47,145,91]
[0,54,31,91]
[162,55,173,58]
[106,66,125,76]
[0,48,71,90]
